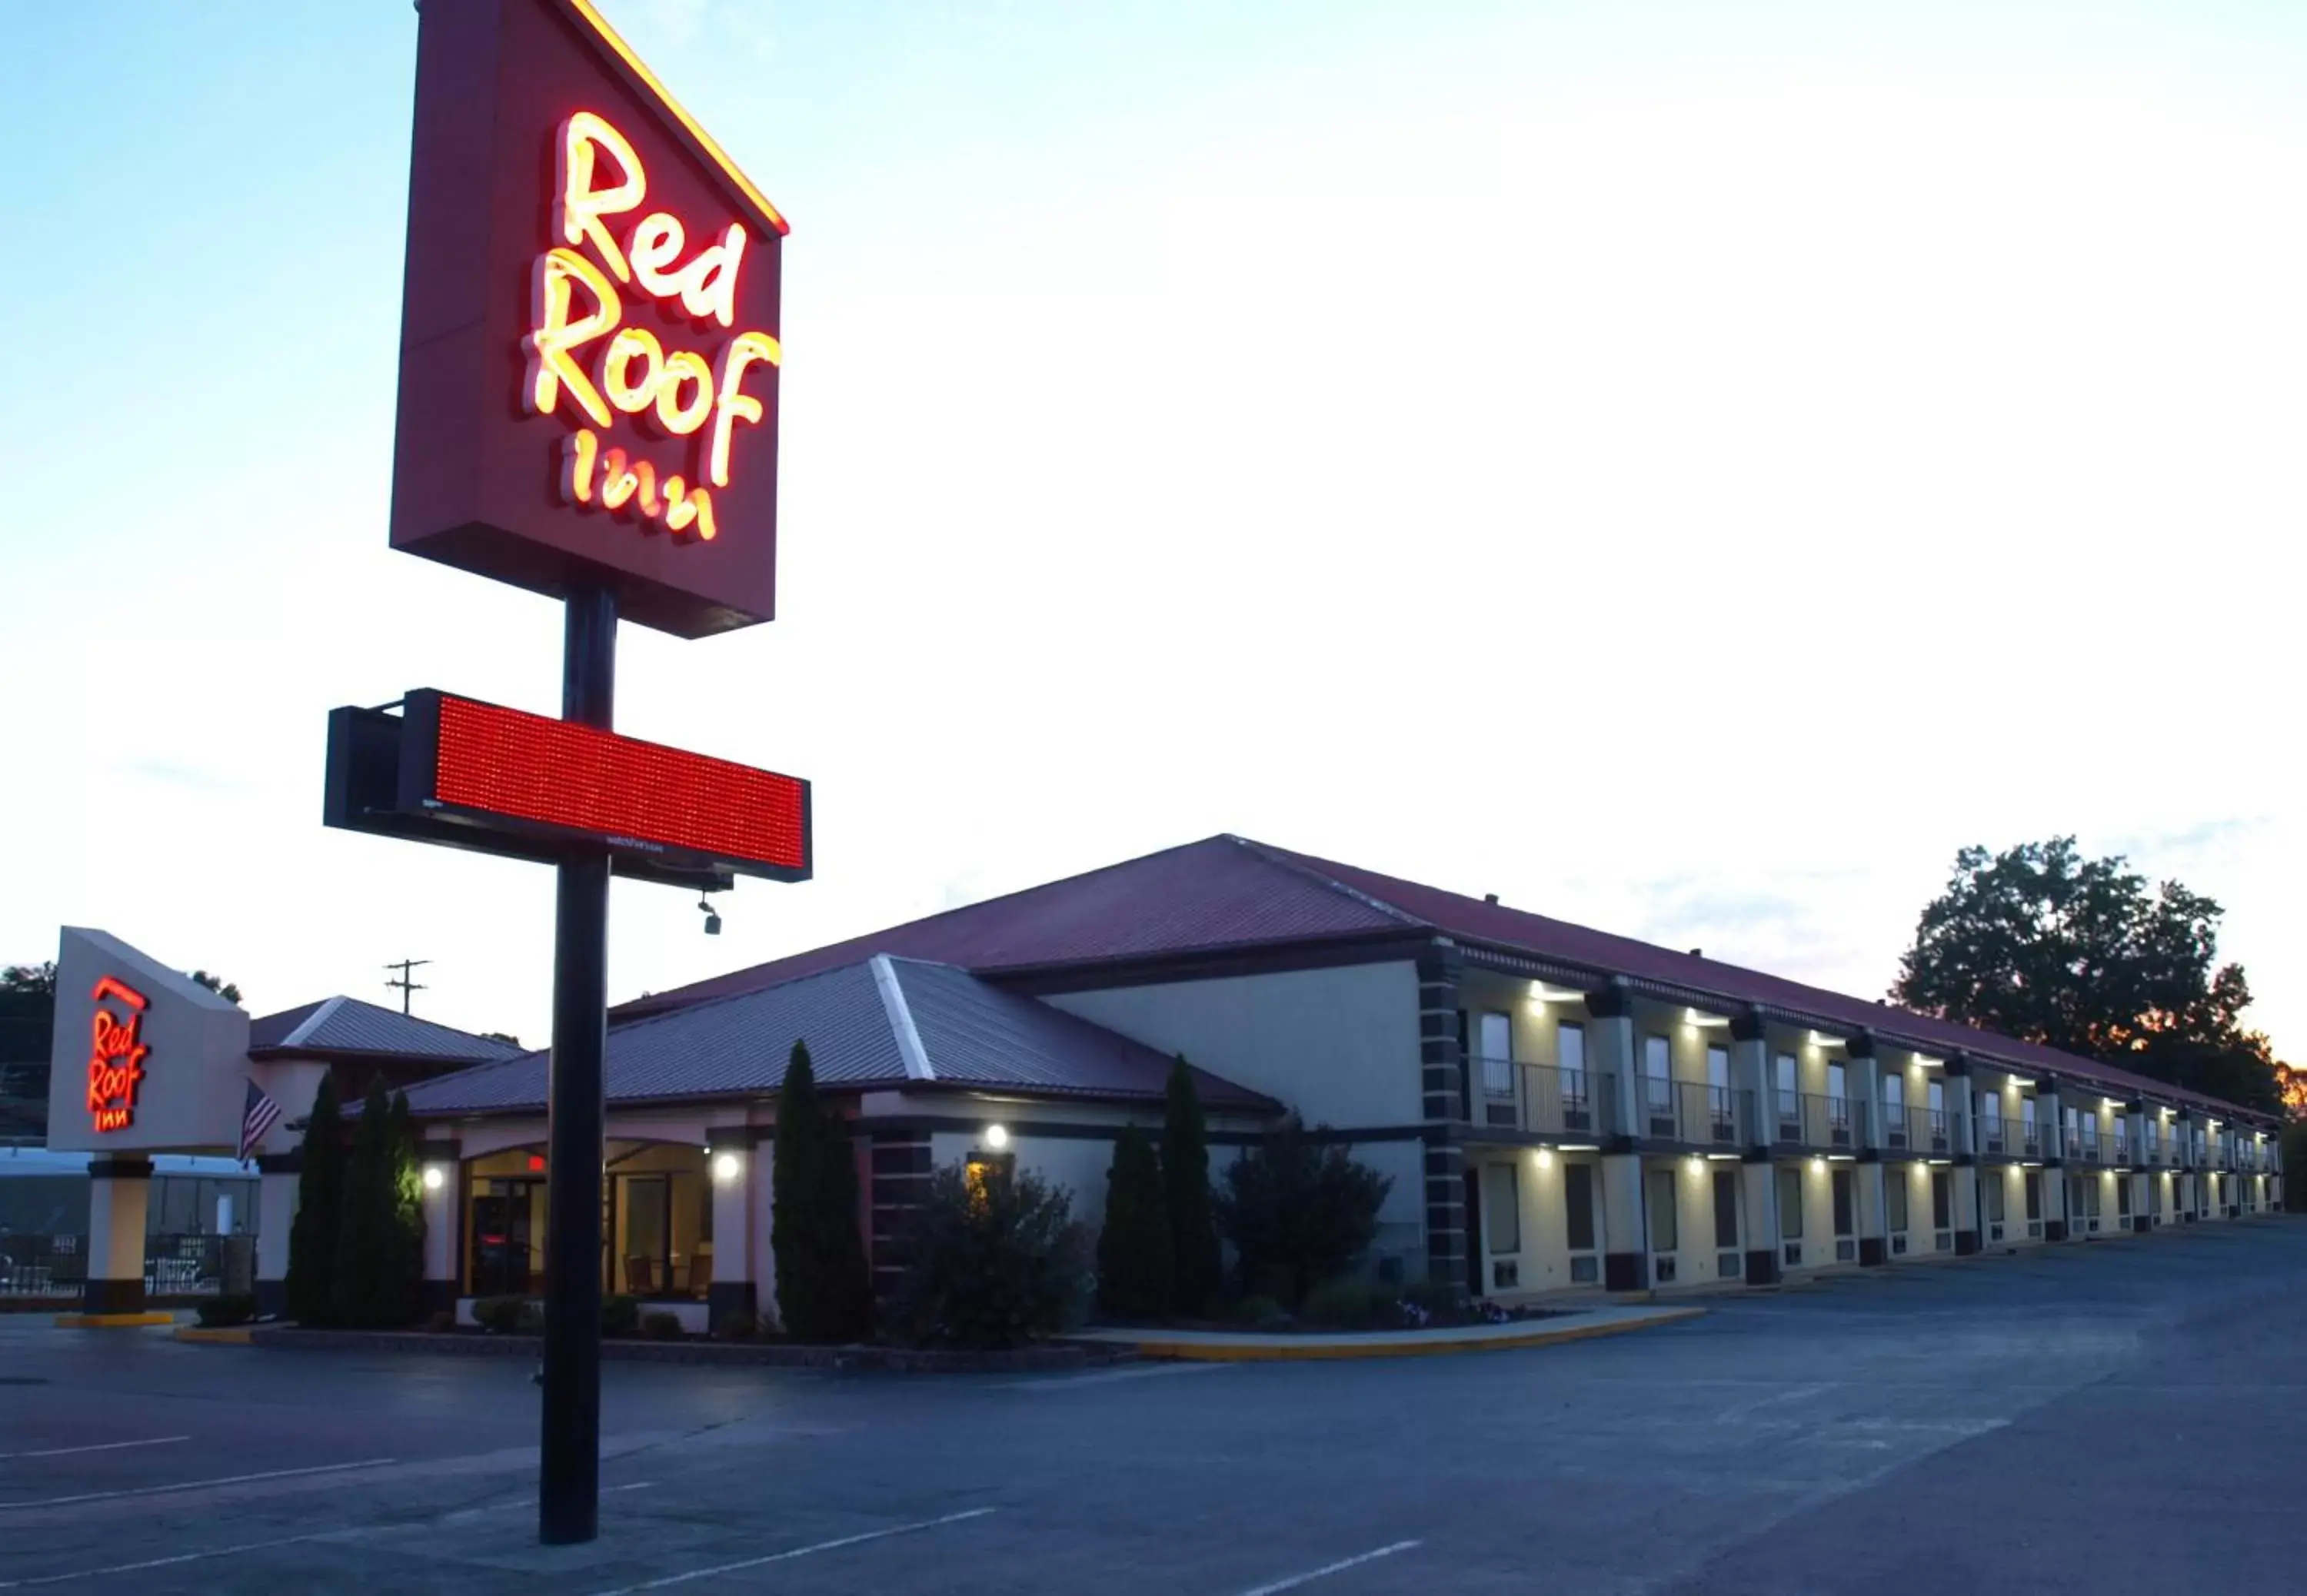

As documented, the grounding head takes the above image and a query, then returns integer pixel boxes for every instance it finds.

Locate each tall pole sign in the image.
[325,0,803,1546]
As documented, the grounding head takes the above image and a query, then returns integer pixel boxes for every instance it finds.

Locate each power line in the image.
[384,958,432,1016]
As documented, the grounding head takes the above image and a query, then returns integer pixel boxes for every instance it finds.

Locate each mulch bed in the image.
[245,1324,1129,1373]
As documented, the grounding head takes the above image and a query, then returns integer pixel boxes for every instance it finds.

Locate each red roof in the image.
[616,835,2275,1124]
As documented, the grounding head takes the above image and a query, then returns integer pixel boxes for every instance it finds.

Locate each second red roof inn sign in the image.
[321,0,808,1544]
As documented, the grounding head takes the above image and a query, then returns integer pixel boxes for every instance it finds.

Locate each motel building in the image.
[48,836,2287,1324]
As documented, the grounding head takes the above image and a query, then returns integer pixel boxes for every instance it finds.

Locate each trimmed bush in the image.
[1214,1116,1392,1309]
[1298,1277,1379,1330]
[285,1076,345,1325]
[425,1310,455,1333]
[771,1041,874,1342]
[1096,1124,1173,1321]
[2283,1122,2307,1213]
[887,1163,1090,1350]
[641,1310,684,1340]
[473,1295,528,1334]
[601,1294,641,1338]
[195,1293,256,1328]
[1223,1294,1290,1329]
[1163,1057,1224,1315]
[713,1310,762,1341]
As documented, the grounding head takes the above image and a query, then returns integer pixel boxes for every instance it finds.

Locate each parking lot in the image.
[4,1219,2303,1594]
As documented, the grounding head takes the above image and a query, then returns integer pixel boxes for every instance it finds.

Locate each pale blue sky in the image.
[4,1,2302,1056]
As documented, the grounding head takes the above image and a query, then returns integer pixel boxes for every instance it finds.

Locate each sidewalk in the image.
[1076,1302,1705,1362]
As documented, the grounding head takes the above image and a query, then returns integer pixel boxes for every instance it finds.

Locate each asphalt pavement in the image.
[2,1217,2302,1594]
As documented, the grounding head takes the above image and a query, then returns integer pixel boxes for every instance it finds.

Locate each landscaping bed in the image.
[244,1323,1128,1373]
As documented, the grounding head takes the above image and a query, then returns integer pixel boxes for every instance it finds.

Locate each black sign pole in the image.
[540,585,615,1545]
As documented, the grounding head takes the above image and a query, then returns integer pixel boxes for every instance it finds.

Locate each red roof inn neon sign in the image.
[388,0,787,638]
[87,976,151,1133]
[527,111,781,545]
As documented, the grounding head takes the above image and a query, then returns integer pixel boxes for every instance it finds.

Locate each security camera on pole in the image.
[322,0,808,1548]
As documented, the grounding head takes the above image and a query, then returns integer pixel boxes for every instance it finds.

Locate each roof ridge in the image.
[871,956,936,1082]
[1225,835,1428,929]
[280,995,348,1049]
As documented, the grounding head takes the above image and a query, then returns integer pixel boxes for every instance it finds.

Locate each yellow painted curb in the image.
[173,1325,255,1345]
[1128,1307,1706,1362]
[52,1312,177,1328]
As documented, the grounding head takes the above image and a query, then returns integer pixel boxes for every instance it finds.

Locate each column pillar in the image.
[747,1137,778,1328]
[417,1139,459,1316]
[1729,1010,1779,1284]
[1849,1042,1888,1265]
[2040,1082,2069,1241]
[704,1131,759,1328]
[1417,945,1468,1292]
[1600,1152,1646,1291]
[82,1155,153,1316]
[1586,979,1643,1290]
[2174,1112,2195,1223]
[1947,1056,1979,1253]
[2126,1104,2150,1232]
[253,1154,298,1317]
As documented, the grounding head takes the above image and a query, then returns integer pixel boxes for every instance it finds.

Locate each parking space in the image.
[3,1219,2303,1593]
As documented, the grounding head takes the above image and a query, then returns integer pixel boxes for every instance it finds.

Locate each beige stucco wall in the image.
[1464,1147,1605,1296]
[1045,962,1422,1129]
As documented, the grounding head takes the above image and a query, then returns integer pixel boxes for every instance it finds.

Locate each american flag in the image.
[238,1078,283,1163]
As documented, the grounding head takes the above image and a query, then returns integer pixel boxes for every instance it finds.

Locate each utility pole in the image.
[384,958,431,1016]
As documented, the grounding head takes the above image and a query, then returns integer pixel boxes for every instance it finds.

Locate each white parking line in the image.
[1234,1541,1423,1596]
[1002,1362,1236,1391]
[0,1457,396,1510]
[588,1506,999,1595]
[0,1436,190,1461]
[0,1481,659,1587]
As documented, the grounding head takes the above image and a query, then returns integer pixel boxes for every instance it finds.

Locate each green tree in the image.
[1162,1056,1223,1313]
[387,1091,427,1322]
[285,1075,346,1324]
[335,1079,418,1326]
[1213,1116,1392,1308]
[190,969,244,1005]
[2282,1122,2307,1213]
[1095,1124,1173,1321]
[1892,837,2285,1113]
[771,1041,871,1342]
[887,1163,1088,1349]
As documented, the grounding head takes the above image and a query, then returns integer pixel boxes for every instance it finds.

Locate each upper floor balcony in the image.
[1979,1118,2044,1159]
[1475,1059,1618,1141]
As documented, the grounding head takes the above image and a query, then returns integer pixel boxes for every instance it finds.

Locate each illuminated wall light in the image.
[1534,1147,1554,1169]
[421,1165,447,1192]
[711,1150,743,1184]
[1706,1152,1739,1162]
[1560,1143,1600,1153]
[983,1124,1010,1152]
[1811,1157,1826,1172]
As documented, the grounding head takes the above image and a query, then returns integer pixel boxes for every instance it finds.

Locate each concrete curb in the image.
[235,1325,1127,1374]
[1114,1306,1708,1362]
[52,1311,177,1328]
[174,1325,256,1345]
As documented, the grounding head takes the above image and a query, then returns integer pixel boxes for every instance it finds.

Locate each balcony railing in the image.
[1476,1060,1619,1139]
[1884,1106,1951,1155]
[1642,1079,1741,1147]
[1761,1091,1866,1151]
[1980,1119,2044,1158]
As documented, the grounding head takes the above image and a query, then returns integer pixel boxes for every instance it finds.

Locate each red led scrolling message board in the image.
[406,691,810,881]
[390,0,787,638]
[87,976,151,1133]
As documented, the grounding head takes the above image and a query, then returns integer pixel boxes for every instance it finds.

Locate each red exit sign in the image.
[325,691,810,886]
